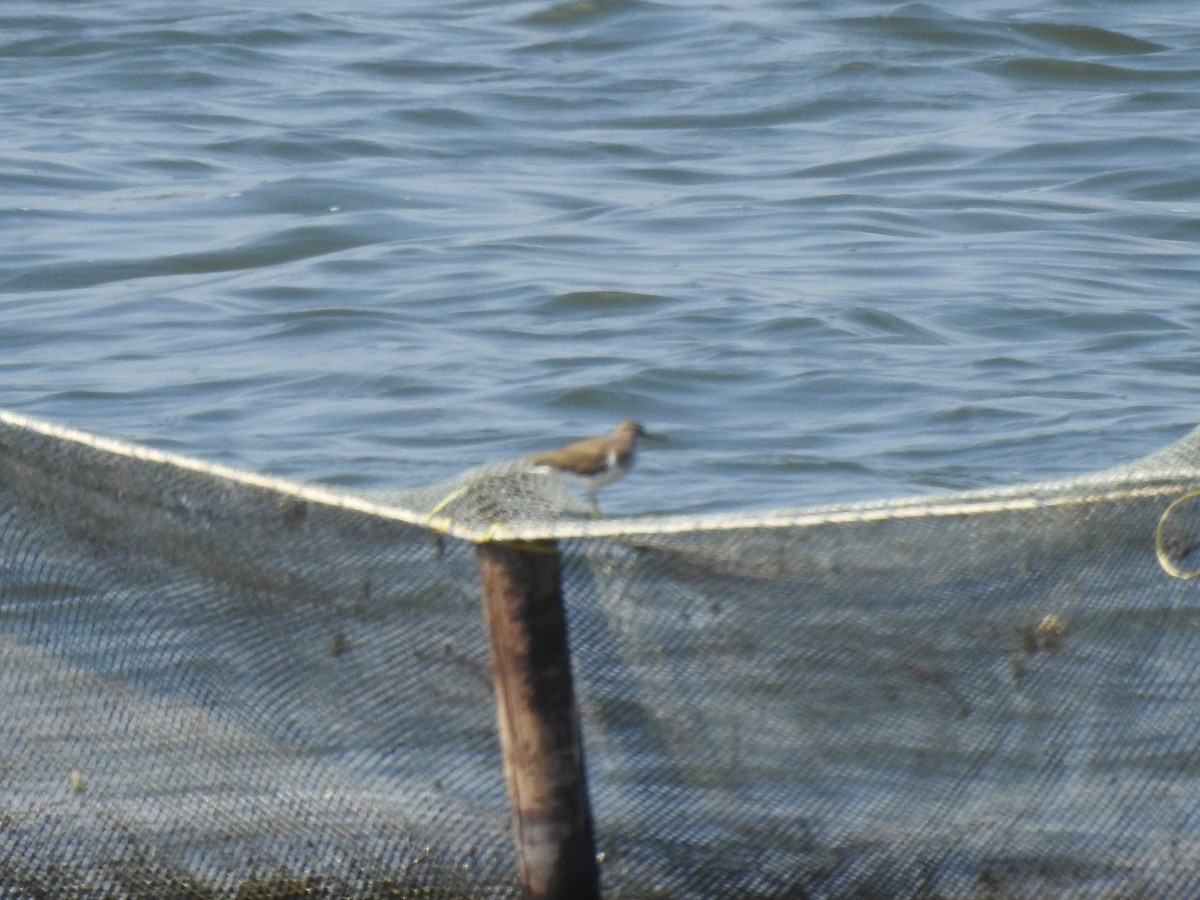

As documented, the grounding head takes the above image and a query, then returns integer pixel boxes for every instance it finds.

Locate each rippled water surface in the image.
[4,1,1199,513]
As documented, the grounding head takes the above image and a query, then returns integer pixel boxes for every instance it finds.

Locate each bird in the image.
[526,420,648,510]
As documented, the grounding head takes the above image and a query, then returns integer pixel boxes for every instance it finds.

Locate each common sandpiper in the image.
[526,420,648,509]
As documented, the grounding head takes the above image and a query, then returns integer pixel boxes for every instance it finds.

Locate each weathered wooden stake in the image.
[476,539,600,900]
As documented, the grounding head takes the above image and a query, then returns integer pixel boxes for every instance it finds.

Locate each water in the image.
[3,0,1199,515]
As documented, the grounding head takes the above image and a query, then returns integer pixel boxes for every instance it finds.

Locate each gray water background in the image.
[4,0,1199,515]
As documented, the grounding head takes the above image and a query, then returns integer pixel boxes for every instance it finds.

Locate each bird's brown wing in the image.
[528,437,611,476]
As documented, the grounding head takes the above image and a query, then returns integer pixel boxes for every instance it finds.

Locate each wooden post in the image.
[476,539,600,900]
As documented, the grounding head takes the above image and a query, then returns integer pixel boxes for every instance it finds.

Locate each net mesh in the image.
[3,408,1200,898]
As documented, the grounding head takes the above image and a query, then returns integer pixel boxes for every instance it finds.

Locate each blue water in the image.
[3,1,1199,514]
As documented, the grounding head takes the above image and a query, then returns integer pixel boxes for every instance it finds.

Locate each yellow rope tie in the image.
[426,514,456,535]
[427,485,469,519]
[1155,488,1200,579]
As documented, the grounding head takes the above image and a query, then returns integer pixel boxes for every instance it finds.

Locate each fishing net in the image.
[2,407,1200,898]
